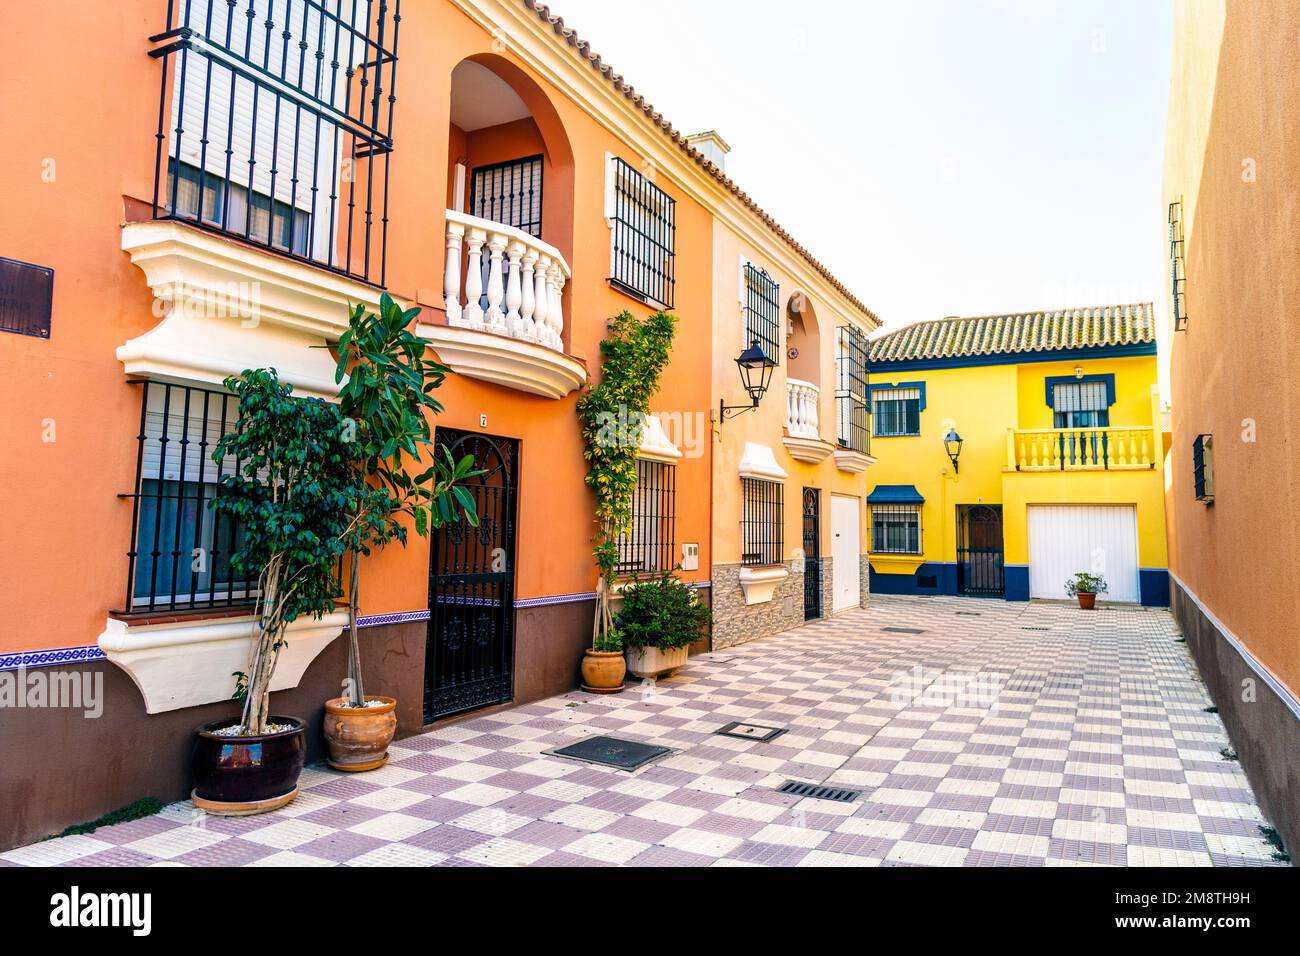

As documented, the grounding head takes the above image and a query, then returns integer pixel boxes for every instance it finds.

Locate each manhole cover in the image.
[716,722,787,743]
[549,736,672,771]
[883,627,926,635]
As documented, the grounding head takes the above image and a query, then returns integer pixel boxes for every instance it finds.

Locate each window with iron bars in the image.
[1193,434,1215,503]
[118,381,259,614]
[470,155,544,238]
[1169,200,1188,331]
[837,326,871,454]
[148,0,401,285]
[608,156,676,308]
[743,263,780,362]
[870,504,922,555]
[615,460,677,576]
[741,478,784,567]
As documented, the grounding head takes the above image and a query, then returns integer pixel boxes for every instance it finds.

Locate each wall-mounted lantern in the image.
[944,427,964,474]
[719,341,777,423]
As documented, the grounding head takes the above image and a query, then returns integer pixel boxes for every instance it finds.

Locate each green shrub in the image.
[61,798,163,836]
[616,573,710,652]
[1065,572,1108,596]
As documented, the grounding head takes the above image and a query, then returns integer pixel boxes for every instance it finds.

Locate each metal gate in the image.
[958,504,1005,597]
[424,429,519,723]
[802,488,822,621]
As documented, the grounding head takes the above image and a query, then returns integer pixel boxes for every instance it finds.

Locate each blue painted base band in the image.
[1004,565,1030,602]
[1140,569,1171,607]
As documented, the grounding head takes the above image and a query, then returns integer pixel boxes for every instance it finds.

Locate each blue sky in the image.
[547,0,1174,343]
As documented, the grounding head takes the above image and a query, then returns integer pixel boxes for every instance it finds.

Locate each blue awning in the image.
[867,485,926,505]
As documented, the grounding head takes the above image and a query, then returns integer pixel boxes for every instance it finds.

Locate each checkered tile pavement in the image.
[3,597,1285,867]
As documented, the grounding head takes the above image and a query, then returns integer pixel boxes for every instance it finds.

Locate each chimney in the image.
[686,130,731,172]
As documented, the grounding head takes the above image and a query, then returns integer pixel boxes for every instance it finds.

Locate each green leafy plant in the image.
[616,572,710,652]
[60,798,164,837]
[1065,572,1108,596]
[593,628,625,654]
[332,293,481,708]
[213,369,368,736]
[576,311,676,650]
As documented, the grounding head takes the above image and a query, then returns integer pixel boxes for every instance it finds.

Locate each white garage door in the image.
[831,496,862,612]
[1028,506,1140,604]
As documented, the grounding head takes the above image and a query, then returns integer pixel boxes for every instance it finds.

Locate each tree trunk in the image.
[346,551,365,708]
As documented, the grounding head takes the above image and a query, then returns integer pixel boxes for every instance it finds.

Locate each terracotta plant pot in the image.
[625,645,690,680]
[581,650,627,695]
[191,716,306,816]
[323,696,398,773]
[1077,592,1098,610]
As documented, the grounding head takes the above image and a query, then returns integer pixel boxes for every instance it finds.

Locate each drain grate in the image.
[777,780,861,803]
[716,722,787,743]
[883,627,926,635]
[549,736,672,771]
[1020,626,1050,632]
[956,611,982,617]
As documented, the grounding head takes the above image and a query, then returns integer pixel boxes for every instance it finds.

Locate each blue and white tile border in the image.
[6,583,714,671]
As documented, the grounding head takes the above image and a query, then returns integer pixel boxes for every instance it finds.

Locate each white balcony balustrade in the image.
[443,210,568,353]
[786,379,821,439]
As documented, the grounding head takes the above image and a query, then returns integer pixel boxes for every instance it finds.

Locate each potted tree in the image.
[576,311,677,693]
[323,294,480,772]
[618,572,711,680]
[191,369,367,815]
[1066,572,1108,610]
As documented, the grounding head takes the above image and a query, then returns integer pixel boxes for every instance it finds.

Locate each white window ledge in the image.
[418,323,587,400]
[739,442,789,481]
[738,566,790,606]
[98,610,348,715]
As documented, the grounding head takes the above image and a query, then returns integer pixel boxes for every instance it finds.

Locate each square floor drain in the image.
[716,722,787,743]
[549,736,672,771]
[883,627,926,635]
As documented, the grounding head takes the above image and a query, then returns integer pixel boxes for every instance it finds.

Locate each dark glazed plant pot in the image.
[191,716,307,816]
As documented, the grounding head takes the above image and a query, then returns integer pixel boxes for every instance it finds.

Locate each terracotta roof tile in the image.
[520,0,879,326]
[869,304,1156,364]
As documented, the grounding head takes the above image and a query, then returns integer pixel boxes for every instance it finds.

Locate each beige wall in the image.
[1163,0,1300,694]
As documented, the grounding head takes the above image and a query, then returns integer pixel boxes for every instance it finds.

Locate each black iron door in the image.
[802,488,822,621]
[958,505,1005,597]
[424,429,519,723]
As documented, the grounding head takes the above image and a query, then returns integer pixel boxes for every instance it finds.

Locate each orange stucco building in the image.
[0,0,879,848]
[1162,0,1299,855]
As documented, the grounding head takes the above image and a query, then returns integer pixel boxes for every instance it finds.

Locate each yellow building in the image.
[865,305,1169,606]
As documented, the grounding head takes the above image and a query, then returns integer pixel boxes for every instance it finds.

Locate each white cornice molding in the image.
[834,449,877,474]
[738,566,790,606]
[418,322,587,399]
[639,414,684,463]
[738,442,789,481]
[98,611,348,715]
[120,221,389,399]
[451,0,879,334]
[784,436,835,465]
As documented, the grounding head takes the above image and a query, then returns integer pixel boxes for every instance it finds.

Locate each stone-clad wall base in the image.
[1171,578,1299,862]
[711,563,805,650]
[860,554,872,609]
[819,556,835,621]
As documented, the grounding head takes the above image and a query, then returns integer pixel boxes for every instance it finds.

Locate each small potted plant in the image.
[1066,572,1108,610]
[618,572,710,679]
[581,628,627,694]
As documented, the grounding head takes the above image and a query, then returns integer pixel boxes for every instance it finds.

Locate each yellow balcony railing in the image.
[1007,426,1158,472]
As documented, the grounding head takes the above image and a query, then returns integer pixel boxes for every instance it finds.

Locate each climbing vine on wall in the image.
[576,310,677,649]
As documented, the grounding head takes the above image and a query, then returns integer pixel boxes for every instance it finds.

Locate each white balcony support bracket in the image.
[418,323,587,400]
[119,221,385,400]
[834,448,877,474]
[98,611,348,715]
